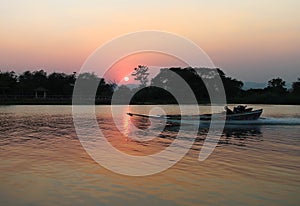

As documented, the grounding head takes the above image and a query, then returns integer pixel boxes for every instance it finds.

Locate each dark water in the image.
[0,105,300,206]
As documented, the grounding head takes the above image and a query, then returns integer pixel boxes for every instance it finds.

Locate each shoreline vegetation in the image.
[0,66,299,105]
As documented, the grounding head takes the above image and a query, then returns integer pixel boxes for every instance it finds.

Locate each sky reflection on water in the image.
[0,105,300,206]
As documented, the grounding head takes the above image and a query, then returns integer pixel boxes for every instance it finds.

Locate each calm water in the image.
[0,105,300,206]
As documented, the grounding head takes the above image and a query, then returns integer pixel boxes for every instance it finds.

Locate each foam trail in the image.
[224,117,300,125]
[143,115,300,126]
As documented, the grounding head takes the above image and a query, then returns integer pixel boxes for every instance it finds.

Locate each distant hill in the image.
[243,82,267,90]
[120,84,139,90]
[243,81,292,90]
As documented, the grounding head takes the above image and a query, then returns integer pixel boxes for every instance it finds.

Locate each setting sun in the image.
[124,76,129,82]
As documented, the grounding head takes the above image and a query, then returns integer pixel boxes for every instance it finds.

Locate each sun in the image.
[124,76,129,82]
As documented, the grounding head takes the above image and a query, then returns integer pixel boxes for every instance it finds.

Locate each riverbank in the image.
[0,98,299,105]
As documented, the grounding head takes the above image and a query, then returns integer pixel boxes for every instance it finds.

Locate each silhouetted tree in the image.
[46,72,75,95]
[18,71,34,95]
[33,70,47,86]
[151,67,209,102]
[14,71,115,99]
[216,68,243,98]
[76,72,115,98]
[0,71,17,96]
[97,78,116,98]
[292,78,300,94]
[266,77,287,94]
[113,85,132,103]
[268,77,285,88]
[1,68,299,105]
[131,65,149,88]
[149,67,243,103]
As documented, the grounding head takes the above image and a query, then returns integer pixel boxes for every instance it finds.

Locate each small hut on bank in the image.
[34,87,48,98]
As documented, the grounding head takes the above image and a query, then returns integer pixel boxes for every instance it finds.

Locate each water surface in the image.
[0,105,300,206]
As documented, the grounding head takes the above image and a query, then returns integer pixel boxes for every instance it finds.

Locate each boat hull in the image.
[199,109,263,121]
[225,109,263,120]
[127,109,263,124]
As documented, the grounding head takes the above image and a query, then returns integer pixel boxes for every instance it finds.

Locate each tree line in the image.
[0,70,115,104]
[115,66,300,105]
[0,67,299,104]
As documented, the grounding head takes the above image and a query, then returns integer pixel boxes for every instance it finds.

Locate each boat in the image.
[200,105,263,121]
[127,105,263,124]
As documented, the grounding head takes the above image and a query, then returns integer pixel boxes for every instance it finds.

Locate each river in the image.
[0,105,299,206]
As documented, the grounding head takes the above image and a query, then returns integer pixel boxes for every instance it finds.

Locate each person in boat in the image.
[225,105,249,114]
[233,105,247,113]
[224,106,234,114]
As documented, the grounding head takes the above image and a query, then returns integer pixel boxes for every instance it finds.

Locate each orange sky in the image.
[104,52,188,84]
[0,0,299,82]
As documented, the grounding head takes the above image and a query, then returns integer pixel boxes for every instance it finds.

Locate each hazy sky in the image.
[0,0,299,82]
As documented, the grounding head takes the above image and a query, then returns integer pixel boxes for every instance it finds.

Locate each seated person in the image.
[224,106,234,114]
[233,105,246,113]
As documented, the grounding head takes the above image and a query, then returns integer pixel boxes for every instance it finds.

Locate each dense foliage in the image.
[0,67,299,104]
[0,70,115,102]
